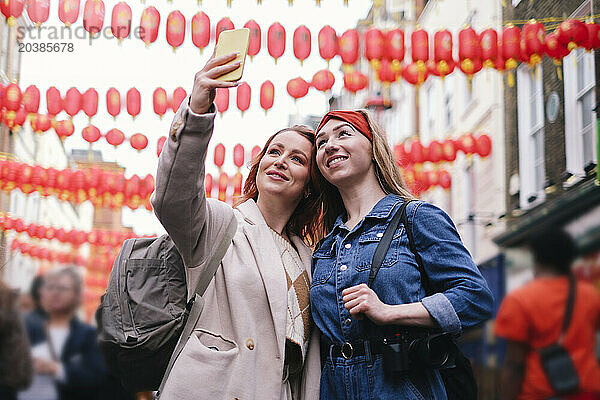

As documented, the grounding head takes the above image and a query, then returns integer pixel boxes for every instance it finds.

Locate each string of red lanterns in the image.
[0,159,155,210]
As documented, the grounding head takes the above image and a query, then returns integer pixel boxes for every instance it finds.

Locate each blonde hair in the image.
[313,109,415,240]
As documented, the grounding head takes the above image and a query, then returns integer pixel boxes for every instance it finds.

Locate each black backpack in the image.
[96,216,237,394]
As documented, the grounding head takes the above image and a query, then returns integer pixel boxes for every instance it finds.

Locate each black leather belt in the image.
[321,339,384,359]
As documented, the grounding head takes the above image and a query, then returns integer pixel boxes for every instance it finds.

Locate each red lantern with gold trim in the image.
[260,80,274,114]
[216,17,234,42]
[156,136,166,157]
[384,28,405,65]
[476,134,492,158]
[251,145,261,161]
[82,124,101,143]
[205,173,213,198]
[433,29,452,76]
[411,28,429,65]
[318,25,337,65]
[191,12,210,52]
[171,87,186,112]
[214,143,225,168]
[23,85,40,114]
[106,88,121,119]
[63,88,82,118]
[166,11,185,51]
[458,26,481,80]
[139,6,160,46]
[83,0,104,35]
[344,70,368,93]
[545,31,569,80]
[312,70,335,92]
[13,107,26,131]
[4,83,21,112]
[244,19,261,59]
[130,133,148,151]
[153,88,168,118]
[458,133,476,155]
[287,78,309,101]
[557,19,588,51]
[522,20,545,68]
[427,140,443,163]
[442,139,457,162]
[365,28,384,68]
[126,88,140,119]
[480,28,498,68]
[402,62,428,86]
[31,113,51,133]
[339,29,359,67]
[105,128,124,147]
[233,144,244,168]
[55,119,74,141]
[27,0,50,26]
[394,143,409,166]
[218,172,228,202]
[294,25,311,65]
[215,88,229,115]
[82,88,98,120]
[585,22,600,51]
[268,22,286,64]
[439,170,451,189]
[58,0,79,27]
[232,172,243,198]
[502,25,521,86]
[376,59,397,84]
[236,83,251,115]
[46,87,62,116]
[1,0,25,26]
[110,2,131,42]
[408,140,425,164]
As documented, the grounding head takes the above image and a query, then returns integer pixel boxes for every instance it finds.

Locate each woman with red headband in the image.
[310,109,493,399]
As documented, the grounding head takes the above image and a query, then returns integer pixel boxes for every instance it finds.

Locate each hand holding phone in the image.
[214,28,250,82]
[189,52,240,115]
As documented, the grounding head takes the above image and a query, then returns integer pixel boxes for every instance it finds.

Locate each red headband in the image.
[315,111,372,142]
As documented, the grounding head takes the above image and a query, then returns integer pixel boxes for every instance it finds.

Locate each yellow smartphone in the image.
[214,28,250,82]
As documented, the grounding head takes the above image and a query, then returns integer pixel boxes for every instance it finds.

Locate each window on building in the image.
[564,48,597,175]
[516,63,546,208]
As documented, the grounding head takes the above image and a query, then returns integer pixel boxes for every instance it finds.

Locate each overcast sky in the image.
[20,0,372,235]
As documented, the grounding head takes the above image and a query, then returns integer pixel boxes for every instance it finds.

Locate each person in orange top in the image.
[495,228,600,400]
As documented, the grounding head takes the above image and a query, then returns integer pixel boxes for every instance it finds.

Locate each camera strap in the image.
[558,274,576,345]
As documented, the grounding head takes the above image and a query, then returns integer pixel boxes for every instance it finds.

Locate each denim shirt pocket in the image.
[354,226,404,272]
[311,239,337,287]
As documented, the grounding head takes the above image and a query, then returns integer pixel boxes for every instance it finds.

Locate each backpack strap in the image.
[400,201,433,295]
[157,212,238,398]
[558,274,577,344]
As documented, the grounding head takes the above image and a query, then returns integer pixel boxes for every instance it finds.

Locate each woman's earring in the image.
[303,190,310,199]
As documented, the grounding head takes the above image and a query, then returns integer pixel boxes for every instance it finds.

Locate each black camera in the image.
[380,332,457,378]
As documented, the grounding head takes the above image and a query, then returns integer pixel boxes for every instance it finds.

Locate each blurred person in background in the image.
[19,266,106,400]
[20,275,47,321]
[0,278,32,400]
[495,228,600,400]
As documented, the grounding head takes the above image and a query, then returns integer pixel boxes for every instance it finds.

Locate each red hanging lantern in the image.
[427,140,443,163]
[26,0,50,26]
[376,59,398,85]
[384,28,405,65]
[475,134,492,158]
[236,83,251,115]
[585,22,600,51]
[215,88,229,115]
[82,124,101,143]
[218,172,228,202]
[156,136,166,157]
[232,172,243,197]
[343,70,368,93]
[82,88,98,120]
[139,6,160,46]
[106,88,121,119]
[428,59,455,78]
[58,0,79,26]
[126,88,140,119]
[260,81,274,114]
[191,12,210,52]
[557,19,588,51]
[46,87,63,117]
[83,0,104,35]
[233,144,244,168]
[318,25,337,65]
[268,22,286,64]
[365,28,384,69]
[287,78,310,102]
[402,62,428,86]
[439,170,451,190]
[172,87,187,112]
[130,133,148,151]
[458,133,476,155]
[433,29,452,76]
[244,20,261,59]
[1,0,25,26]
[312,70,335,92]
[442,138,457,162]
[110,2,131,42]
[545,31,569,80]
[215,17,234,42]
[166,11,185,52]
[480,28,498,68]
[251,145,261,161]
[214,143,225,168]
[23,85,40,114]
[13,107,26,131]
[502,25,521,87]
[153,88,168,119]
[205,173,213,198]
[105,128,124,147]
[411,28,429,78]
[31,113,52,133]
[393,143,409,166]
[408,140,425,165]
[293,25,311,65]
[63,87,82,118]
[522,20,545,68]
[4,83,21,111]
[339,29,359,67]
[54,119,74,141]
[458,26,481,80]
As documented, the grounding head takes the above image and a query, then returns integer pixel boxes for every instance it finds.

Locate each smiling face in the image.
[255,129,313,206]
[315,119,374,187]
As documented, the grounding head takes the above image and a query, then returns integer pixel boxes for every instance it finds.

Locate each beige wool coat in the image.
[151,97,321,400]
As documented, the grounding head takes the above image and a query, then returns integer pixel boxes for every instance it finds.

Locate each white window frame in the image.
[517,63,546,209]
[564,48,597,175]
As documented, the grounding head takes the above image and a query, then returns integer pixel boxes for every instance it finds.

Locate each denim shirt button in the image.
[344,243,352,249]
[344,318,352,326]
[340,265,347,271]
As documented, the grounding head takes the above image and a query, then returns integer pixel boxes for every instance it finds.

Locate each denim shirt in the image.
[310,194,494,344]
